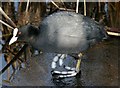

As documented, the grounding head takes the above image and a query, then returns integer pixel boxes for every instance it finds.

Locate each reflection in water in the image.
[2,37,119,86]
[52,74,83,86]
[0,54,2,87]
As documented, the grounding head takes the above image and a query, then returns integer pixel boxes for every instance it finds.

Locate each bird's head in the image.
[9,24,39,45]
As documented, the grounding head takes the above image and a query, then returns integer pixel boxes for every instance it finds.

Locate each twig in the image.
[76,0,79,13]
[98,0,101,13]
[107,31,120,36]
[0,7,16,28]
[9,70,15,81]
[2,80,14,86]
[84,0,86,16]
[0,20,14,29]
[6,47,24,62]
[25,0,29,13]
[59,8,75,12]
[51,0,60,9]
[24,0,30,24]
[0,33,12,38]
[6,55,11,80]
[60,0,67,10]
[0,44,28,75]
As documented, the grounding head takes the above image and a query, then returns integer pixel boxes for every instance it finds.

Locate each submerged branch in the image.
[0,44,28,75]
[6,47,24,62]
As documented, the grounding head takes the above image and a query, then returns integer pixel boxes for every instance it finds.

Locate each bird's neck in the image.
[27,26,40,44]
[28,26,40,37]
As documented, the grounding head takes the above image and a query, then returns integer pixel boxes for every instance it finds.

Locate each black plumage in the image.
[14,11,108,54]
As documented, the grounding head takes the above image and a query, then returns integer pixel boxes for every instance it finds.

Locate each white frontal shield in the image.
[9,28,18,45]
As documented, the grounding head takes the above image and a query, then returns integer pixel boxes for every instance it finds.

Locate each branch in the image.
[0,44,28,75]
[76,0,79,13]
[0,20,14,29]
[25,0,30,13]
[6,47,24,62]
[84,0,86,16]
[51,0,60,9]
[0,7,16,28]
[60,0,67,10]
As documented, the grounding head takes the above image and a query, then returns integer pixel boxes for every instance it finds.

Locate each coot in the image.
[9,11,108,78]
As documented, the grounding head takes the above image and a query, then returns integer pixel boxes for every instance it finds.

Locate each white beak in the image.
[9,28,18,45]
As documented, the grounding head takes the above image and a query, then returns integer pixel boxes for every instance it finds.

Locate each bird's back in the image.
[36,11,107,54]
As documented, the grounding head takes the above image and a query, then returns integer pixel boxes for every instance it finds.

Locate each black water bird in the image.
[9,11,108,78]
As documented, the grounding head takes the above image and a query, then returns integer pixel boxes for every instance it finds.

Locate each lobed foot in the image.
[51,53,82,78]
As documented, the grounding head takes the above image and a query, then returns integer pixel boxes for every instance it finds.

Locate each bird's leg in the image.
[75,53,82,73]
[63,53,82,72]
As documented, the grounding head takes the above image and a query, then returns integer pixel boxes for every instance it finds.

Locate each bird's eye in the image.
[15,31,21,37]
[18,32,21,35]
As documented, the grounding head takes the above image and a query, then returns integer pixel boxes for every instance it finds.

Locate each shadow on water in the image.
[2,37,119,86]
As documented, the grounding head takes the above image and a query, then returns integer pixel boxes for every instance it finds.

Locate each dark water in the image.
[2,37,119,86]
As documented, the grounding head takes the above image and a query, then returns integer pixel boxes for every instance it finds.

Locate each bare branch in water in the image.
[51,0,60,9]
[0,20,14,29]
[60,0,67,10]
[76,0,79,13]
[25,0,30,13]
[0,44,28,75]
[0,7,16,28]
[6,47,24,62]
[84,0,86,16]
